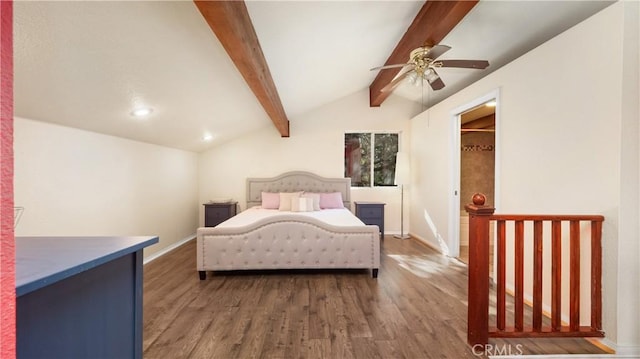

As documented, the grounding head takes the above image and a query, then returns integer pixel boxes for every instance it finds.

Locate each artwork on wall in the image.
[461,144,494,152]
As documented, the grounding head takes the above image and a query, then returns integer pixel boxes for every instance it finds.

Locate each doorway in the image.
[448,89,500,267]
[457,101,496,264]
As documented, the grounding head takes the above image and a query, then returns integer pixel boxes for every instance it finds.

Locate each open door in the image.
[449,90,500,265]
[458,102,496,264]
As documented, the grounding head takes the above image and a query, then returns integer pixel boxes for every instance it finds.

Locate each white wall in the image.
[616,0,640,353]
[410,2,638,351]
[14,117,199,258]
[198,90,421,233]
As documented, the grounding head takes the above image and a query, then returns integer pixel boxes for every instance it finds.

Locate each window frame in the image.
[344,131,401,188]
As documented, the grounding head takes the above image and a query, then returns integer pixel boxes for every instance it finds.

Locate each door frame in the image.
[448,88,501,259]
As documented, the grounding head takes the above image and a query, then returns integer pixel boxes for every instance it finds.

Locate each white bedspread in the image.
[217,207,365,228]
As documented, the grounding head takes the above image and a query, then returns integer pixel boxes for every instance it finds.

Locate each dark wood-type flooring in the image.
[143,236,607,358]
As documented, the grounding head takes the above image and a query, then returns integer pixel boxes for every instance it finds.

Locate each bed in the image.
[197,171,380,279]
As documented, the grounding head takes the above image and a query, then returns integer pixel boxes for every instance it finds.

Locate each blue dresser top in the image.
[16,236,158,296]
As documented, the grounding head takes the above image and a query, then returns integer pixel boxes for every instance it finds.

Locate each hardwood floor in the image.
[143,236,607,358]
[458,245,494,275]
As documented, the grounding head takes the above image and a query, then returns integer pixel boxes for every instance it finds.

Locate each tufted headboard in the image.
[246,171,351,209]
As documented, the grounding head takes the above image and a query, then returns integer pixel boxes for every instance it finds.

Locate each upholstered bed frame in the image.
[196,171,380,278]
[245,171,352,209]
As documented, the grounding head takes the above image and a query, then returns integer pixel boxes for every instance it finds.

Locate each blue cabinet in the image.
[355,201,385,239]
[204,202,237,227]
[16,236,158,359]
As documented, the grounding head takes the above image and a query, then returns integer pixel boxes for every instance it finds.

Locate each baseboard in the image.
[408,232,443,253]
[597,338,640,356]
[489,355,638,359]
[489,339,634,358]
[143,234,195,264]
[386,230,417,237]
[614,344,640,356]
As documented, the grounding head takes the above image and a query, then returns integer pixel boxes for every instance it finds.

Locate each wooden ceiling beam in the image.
[194,1,289,137]
[369,0,479,107]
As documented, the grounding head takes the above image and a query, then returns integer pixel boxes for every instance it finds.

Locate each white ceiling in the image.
[390,0,615,105]
[14,1,614,153]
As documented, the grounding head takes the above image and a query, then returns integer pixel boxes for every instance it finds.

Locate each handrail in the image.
[465,194,604,346]
[490,214,604,221]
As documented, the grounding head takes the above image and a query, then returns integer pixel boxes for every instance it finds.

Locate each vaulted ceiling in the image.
[368,0,479,107]
[13,1,614,152]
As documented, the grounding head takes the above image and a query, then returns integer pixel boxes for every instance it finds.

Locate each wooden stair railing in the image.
[465,193,604,346]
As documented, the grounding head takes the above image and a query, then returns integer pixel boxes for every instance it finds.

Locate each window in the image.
[344,133,399,187]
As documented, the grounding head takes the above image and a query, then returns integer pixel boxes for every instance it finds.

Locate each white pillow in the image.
[278,192,302,211]
[291,197,314,212]
[301,192,321,211]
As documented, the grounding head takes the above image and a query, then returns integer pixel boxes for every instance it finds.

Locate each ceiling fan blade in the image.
[427,69,445,91]
[425,45,451,60]
[381,70,411,93]
[438,59,489,69]
[370,63,412,71]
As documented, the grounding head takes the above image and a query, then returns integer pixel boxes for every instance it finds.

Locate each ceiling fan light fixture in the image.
[407,71,419,85]
[410,46,430,61]
[371,44,488,94]
[424,70,439,83]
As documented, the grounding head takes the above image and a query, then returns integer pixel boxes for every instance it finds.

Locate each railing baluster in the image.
[591,220,602,331]
[551,220,562,331]
[465,201,605,344]
[533,220,543,332]
[514,220,524,332]
[570,220,580,331]
[496,220,506,331]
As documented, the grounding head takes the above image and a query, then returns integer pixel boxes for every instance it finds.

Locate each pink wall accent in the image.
[0,1,15,358]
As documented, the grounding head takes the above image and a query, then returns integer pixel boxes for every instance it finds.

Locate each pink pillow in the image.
[261,192,280,209]
[319,192,344,209]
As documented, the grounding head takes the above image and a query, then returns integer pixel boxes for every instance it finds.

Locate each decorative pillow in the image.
[261,192,280,209]
[278,192,302,211]
[301,192,321,211]
[319,192,344,209]
[291,197,314,212]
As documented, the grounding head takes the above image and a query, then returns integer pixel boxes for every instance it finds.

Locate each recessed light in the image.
[131,107,153,118]
[202,134,214,141]
[485,101,497,107]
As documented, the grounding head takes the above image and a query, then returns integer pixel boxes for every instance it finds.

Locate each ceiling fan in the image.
[370,44,489,92]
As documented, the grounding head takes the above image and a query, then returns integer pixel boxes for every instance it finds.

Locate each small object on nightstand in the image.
[355,201,385,239]
[203,201,237,227]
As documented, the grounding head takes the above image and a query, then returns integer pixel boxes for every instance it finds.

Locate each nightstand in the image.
[203,202,237,227]
[355,201,385,239]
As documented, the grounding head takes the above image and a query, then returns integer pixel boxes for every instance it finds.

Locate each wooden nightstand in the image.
[355,201,385,239]
[203,202,237,227]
